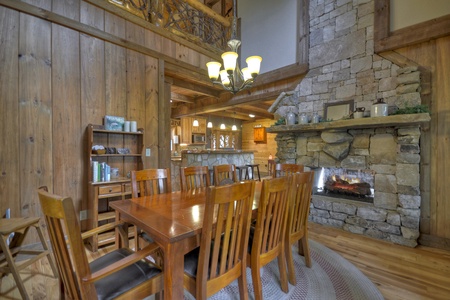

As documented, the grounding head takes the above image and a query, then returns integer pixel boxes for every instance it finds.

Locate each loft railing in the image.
[108,0,231,50]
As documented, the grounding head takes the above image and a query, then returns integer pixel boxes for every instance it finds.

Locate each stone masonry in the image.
[270,0,424,247]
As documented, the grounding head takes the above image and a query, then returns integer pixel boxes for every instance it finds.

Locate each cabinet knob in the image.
[109,188,113,192]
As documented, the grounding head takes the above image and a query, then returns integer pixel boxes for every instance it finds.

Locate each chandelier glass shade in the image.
[206,38,262,94]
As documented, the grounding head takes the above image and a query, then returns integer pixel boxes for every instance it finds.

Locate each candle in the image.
[130,121,137,132]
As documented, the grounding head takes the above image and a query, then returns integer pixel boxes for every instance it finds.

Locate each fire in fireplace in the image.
[313,168,374,203]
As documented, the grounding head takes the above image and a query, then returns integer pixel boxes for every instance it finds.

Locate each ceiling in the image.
[170,81,275,122]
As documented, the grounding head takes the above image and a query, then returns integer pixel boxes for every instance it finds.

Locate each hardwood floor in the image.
[1,222,450,299]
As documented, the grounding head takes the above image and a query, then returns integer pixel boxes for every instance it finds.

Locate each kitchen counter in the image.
[181,149,255,167]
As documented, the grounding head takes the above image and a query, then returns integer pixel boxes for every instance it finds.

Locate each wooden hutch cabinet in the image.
[86,124,143,251]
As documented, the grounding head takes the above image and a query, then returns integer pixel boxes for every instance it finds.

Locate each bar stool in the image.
[246,164,261,181]
[236,165,250,180]
[0,217,59,300]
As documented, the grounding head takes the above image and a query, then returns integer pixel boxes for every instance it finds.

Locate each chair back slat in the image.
[131,168,171,197]
[272,163,304,178]
[213,164,238,186]
[180,166,211,191]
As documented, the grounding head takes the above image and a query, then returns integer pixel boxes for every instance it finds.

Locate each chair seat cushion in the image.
[184,239,224,278]
[90,248,161,300]
[184,246,201,278]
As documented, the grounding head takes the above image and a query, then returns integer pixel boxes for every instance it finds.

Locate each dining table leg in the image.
[162,236,199,299]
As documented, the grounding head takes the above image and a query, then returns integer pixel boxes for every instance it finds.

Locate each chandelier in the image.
[206,0,262,94]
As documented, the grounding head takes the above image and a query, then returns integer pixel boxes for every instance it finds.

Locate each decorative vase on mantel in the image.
[286,111,296,125]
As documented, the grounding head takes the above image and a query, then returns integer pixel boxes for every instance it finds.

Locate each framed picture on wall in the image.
[104,115,125,131]
[324,100,354,121]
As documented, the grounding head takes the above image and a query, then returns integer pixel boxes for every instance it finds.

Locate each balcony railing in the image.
[108,0,231,50]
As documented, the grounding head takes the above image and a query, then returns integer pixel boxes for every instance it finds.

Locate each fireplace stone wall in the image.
[269,0,426,247]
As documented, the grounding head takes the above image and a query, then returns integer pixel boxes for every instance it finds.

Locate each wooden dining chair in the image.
[180,166,211,191]
[247,176,292,300]
[271,163,304,178]
[131,168,171,250]
[213,164,238,186]
[285,171,314,285]
[183,180,256,300]
[0,216,58,300]
[37,188,163,300]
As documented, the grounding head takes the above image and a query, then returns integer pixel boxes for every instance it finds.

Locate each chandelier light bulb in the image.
[232,124,237,131]
[207,121,213,128]
[192,119,199,127]
[220,123,226,130]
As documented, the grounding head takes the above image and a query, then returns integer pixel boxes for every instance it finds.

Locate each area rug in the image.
[184,239,384,300]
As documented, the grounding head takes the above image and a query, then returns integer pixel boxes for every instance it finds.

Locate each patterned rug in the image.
[184,239,384,300]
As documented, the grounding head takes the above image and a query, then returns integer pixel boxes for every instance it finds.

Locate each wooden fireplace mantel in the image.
[266,113,430,133]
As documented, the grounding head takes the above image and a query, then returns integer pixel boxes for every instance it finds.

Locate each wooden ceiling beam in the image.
[171,78,222,98]
[170,92,194,103]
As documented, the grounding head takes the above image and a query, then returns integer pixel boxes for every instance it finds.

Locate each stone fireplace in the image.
[267,0,430,247]
[269,120,427,248]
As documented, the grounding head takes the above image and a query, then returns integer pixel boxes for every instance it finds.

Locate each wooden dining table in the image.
[109,181,262,300]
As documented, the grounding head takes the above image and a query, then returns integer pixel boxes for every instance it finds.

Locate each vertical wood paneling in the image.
[52,24,82,208]
[0,7,20,216]
[125,21,146,125]
[434,37,450,238]
[159,63,171,168]
[18,13,52,222]
[105,13,126,117]
[144,29,159,168]
[146,30,162,53]
[176,43,200,68]
[52,0,80,20]
[80,1,104,30]
[21,0,50,10]
[80,2,105,126]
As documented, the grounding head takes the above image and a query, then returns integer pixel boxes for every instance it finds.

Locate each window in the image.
[212,130,238,149]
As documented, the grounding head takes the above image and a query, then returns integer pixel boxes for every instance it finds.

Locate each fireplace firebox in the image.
[312,168,374,203]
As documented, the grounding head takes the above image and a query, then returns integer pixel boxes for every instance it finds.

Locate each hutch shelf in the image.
[86,124,144,252]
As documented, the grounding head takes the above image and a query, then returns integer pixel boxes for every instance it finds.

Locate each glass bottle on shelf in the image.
[312,112,320,123]
[286,111,296,125]
[299,112,309,124]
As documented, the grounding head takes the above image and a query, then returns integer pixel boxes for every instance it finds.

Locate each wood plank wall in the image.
[241,119,278,175]
[0,0,212,243]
